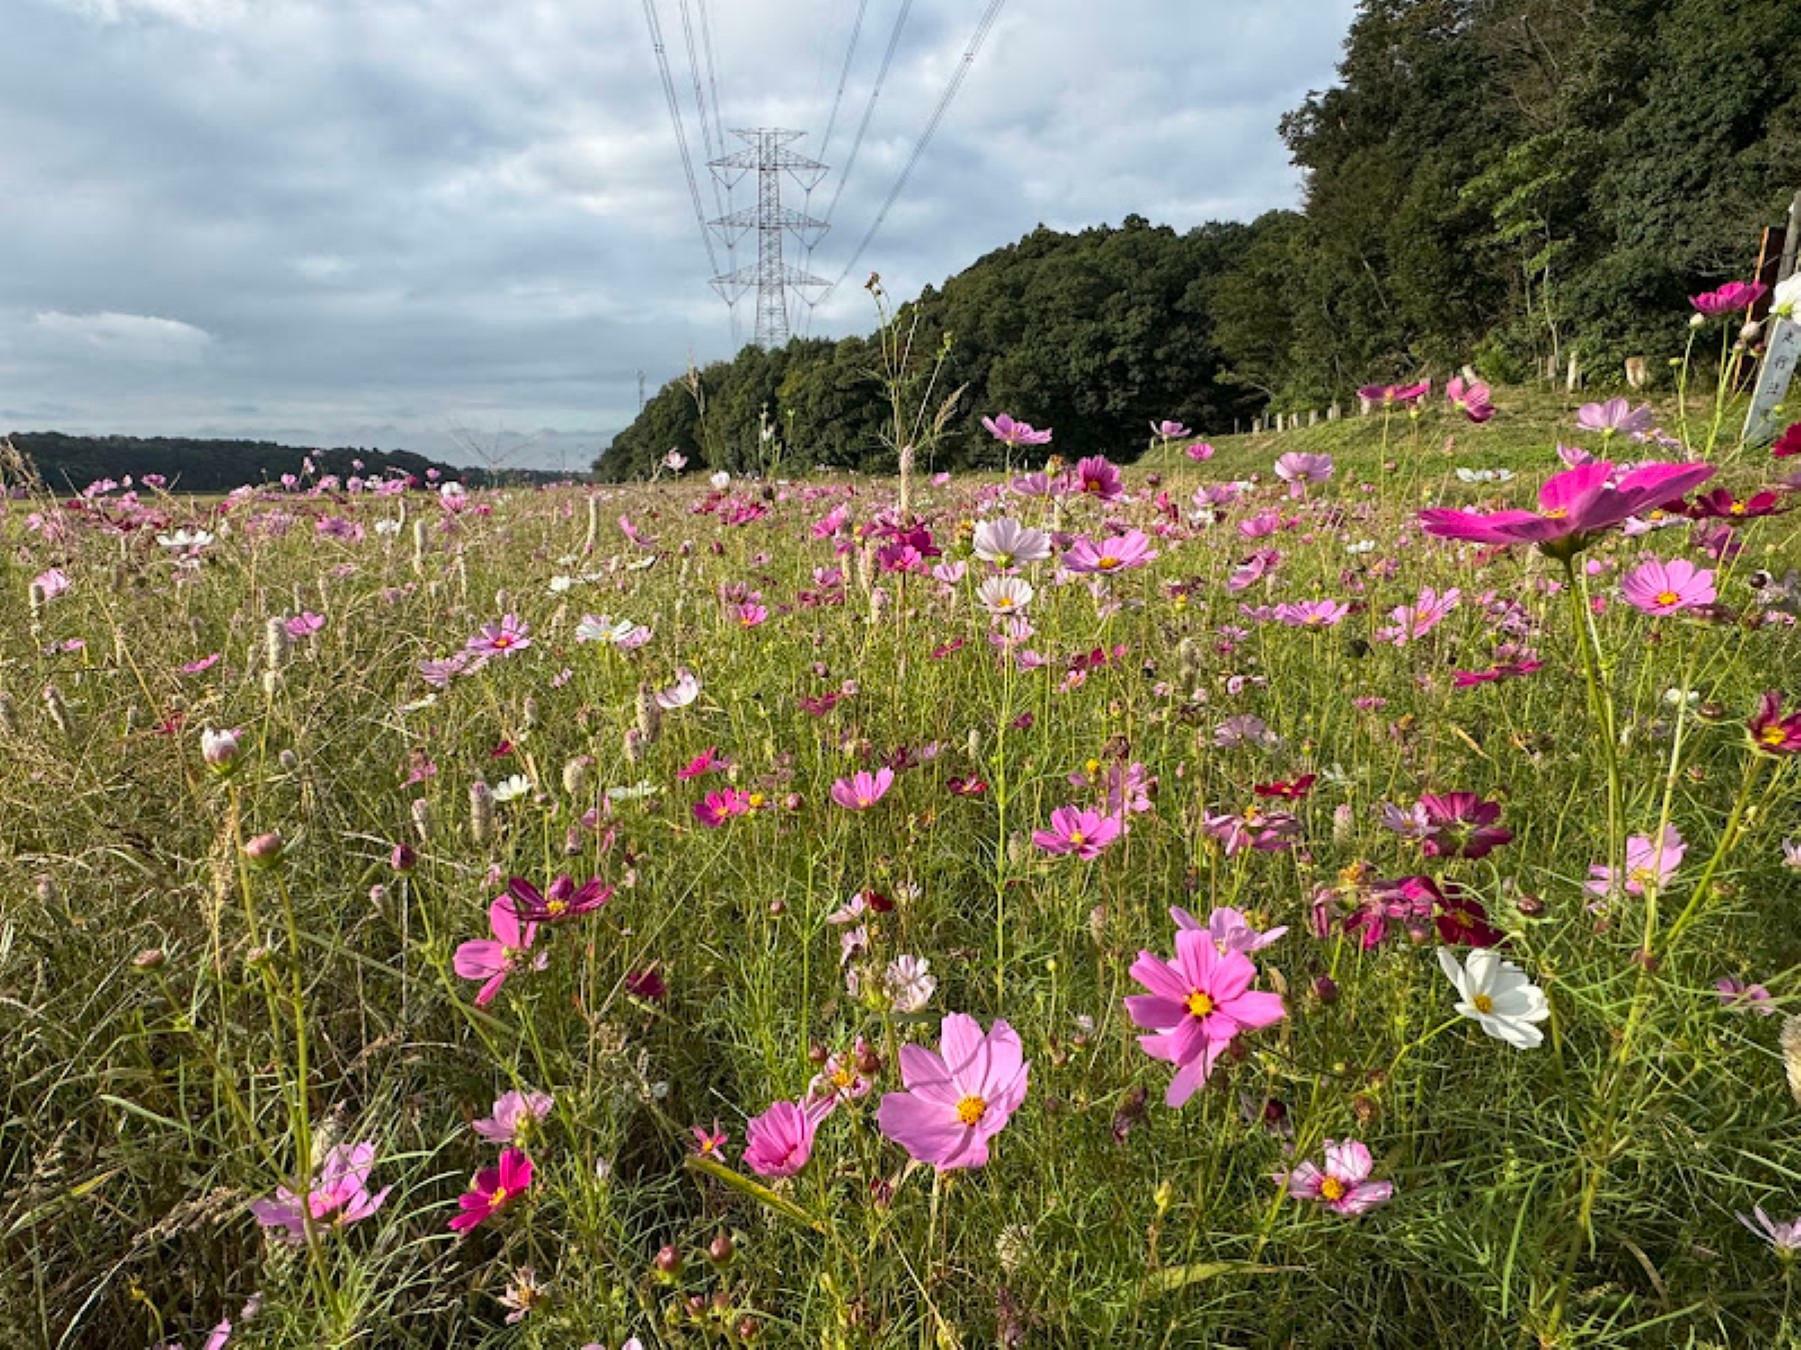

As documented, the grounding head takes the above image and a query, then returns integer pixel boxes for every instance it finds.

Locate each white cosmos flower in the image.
[491,774,533,803]
[374,518,402,537]
[709,470,731,490]
[576,614,635,645]
[156,527,216,549]
[972,517,1052,567]
[976,575,1034,617]
[655,668,701,710]
[1437,947,1549,1049]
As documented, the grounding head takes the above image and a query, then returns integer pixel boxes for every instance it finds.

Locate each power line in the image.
[799,0,871,335]
[695,0,740,346]
[816,0,1008,310]
[642,0,720,275]
[677,0,723,204]
[818,0,913,232]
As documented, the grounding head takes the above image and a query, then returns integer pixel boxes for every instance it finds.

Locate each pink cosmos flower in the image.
[32,567,71,600]
[1126,928,1286,1107]
[1171,904,1288,954]
[473,1089,553,1144]
[1749,691,1801,755]
[1419,460,1715,558]
[505,874,613,924]
[1587,824,1685,898]
[1620,557,1715,615]
[448,1147,533,1234]
[1273,452,1333,497]
[1202,803,1300,856]
[1715,978,1775,1015]
[1032,805,1122,860]
[1072,455,1125,501]
[467,614,532,658]
[453,897,543,1007]
[743,1097,832,1178]
[1063,530,1157,575]
[1274,599,1349,629]
[1446,376,1495,423]
[981,413,1053,447]
[693,787,753,827]
[1576,398,1658,441]
[1151,419,1191,440]
[732,602,768,628]
[677,747,726,781]
[1374,586,1460,645]
[1279,1139,1394,1215]
[1690,280,1767,316]
[1185,441,1216,461]
[830,767,894,811]
[1740,1206,1801,1252]
[284,611,326,638]
[875,1014,1029,1171]
[250,1141,391,1242]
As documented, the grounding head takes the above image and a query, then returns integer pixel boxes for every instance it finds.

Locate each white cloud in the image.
[32,310,215,362]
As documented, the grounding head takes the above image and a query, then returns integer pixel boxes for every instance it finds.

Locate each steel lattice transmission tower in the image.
[708,129,829,349]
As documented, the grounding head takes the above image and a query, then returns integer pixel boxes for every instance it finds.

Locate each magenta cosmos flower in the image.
[742,1097,833,1178]
[473,1089,553,1144]
[1620,557,1715,616]
[693,786,753,827]
[506,874,614,924]
[1416,791,1513,860]
[875,1014,1029,1171]
[1032,805,1122,860]
[250,1141,391,1242]
[1126,928,1286,1107]
[1419,460,1715,559]
[981,413,1053,447]
[830,766,894,811]
[1749,691,1801,755]
[1063,529,1157,575]
[1072,455,1125,501]
[1446,375,1496,423]
[1690,280,1767,316]
[453,897,542,1007]
[1280,1139,1394,1216]
[467,613,532,658]
[448,1147,533,1234]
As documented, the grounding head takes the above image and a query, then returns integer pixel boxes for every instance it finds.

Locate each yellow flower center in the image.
[1628,865,1658,889]
[1068,830,1086,846]
[831,1064,854,1088]
[1186,990,1215,1018]
[1759,725,1787,746]
[492,634,514,648]
[1730,501,1747,515]
[546,899,567,916]
[748,792,766,808]
[1543,507,1568,519]
[996,596,1013,609]
[1097,555,1121,570]
[1472,993,1495,1014]
[1319,1176,1348,1202]
[489,1185,510,1206]
[955,1094,988,1126]
[1655,590,1679,607]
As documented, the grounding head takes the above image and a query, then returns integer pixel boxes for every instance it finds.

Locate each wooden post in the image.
[1624,357,1648,390]
[1328,403,1341,422]
[1565,353,1580,393]
[1779,188,1801,284]
[1308,409,1319,426]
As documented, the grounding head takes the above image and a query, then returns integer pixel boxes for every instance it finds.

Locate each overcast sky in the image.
[0,0,1357,468]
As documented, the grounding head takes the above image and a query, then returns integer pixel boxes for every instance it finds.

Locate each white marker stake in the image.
[1744,316,1800,446]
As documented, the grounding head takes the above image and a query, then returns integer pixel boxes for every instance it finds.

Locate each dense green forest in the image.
[598,0,1801,479]
[5,432,562,494]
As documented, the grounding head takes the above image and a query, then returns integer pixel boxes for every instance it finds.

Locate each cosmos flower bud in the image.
[278,748,300,773]
[199,730,243,770]
[653,1244,683,1280]
[390,842,417,873]
[707,1232,735,1265]
[132,948,166,971]
[1312,975,1339,1004]
[242,831,285,867]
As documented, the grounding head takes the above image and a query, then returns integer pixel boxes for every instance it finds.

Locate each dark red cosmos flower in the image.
[798,692,844,716]
[1422,879,1507,948]
[1685,488,1786,522]
[1748,691,1801,755]
[1418,792,1513,860]
[947,775,989,797]
[930,638,967,660]
[625,966,668,1001]
[1253,774,1318,800]
[1773,421,1801,459]
[507,874,614,924]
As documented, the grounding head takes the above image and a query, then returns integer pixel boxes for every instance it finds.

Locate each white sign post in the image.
[1744,274,1801,445]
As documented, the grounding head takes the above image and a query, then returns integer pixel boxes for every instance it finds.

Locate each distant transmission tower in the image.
[708,129,828,349]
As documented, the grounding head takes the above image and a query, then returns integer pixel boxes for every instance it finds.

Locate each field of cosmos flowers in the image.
[5,291,1801,1348]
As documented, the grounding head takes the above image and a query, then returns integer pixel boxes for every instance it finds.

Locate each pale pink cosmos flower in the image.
[1151,419,1191,440]
[467,614,532,658]
[1375,586,1460,645]
[743,1097,833,1178]
[1032,805,1122,860]
[1273,452,1333,497]
[830,767,894,811]
[1126,928,1286,1107]
[977,575,1034,617]
[1739,1206,1801,1252]
[1063,529,1157,575]
[981,413,1053,447]
[1575,398,1657,440]
[1620,557,1715,615]
[1279,1139,1394,1215]
[1587,824,1685,898]
[1171,904,1288,955]
[250,1141,391,1242]
[971,517,1052,567]
[1274,599,1349,629]
[473,1089,553,1144]
[883,955,937,1012]
[876,1014,1029,1171]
